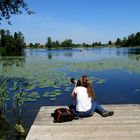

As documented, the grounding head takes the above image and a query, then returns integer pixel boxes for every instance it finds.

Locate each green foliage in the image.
[92,42,102,47]
[115,32,140,47]
[108,40,112,45]
[12,79,42,120]
[45,37,52,48]
[0,76,9,116]
[27,92,40,99]
[45,37,60,48]
[43,36,102,49]
[44,37,73,48]
[115,38,122,46]
[61,39,73,48]
[0,0,34,24]
[0,29,26,56]
[13,80,26,118]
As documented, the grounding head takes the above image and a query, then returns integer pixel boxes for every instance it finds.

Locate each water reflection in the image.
[0,47,140,67]
[0,57,25,69]
[48,53,52,59]
[22,47,140,60]
[128,47,140,54]
[64,52,73,57]
[0,48,24,56]
[1,47,140,70]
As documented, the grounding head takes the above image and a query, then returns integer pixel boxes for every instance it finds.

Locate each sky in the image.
[1,0,140,44]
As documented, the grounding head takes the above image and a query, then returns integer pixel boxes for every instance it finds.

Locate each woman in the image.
[70,75,114,118]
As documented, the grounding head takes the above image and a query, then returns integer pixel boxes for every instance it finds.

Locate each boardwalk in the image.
[26,104,140,140]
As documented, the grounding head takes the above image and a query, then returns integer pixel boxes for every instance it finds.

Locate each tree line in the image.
[27,37,102,48]
[0,29,26,55]
[1,29,140,56]
[29,32,140,49]
[108,32,140,47]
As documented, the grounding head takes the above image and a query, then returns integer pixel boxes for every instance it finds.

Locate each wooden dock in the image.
[26,104,140,140]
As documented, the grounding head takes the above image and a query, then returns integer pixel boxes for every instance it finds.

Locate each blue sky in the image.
[1,0,140,44]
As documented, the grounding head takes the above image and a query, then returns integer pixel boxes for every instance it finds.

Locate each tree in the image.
[0,0,34,24]
[135,32,140,46]
[121,37,127,46]
[14,31,26,50]
[54,40,60,48]
[94,42,99,46]
[0,29,6,47]
[45,37,52,48]
[98,41,101,46]
[127,34,135,46]
[34,42,39,48]
[0,29,25,55]
[108,40,112,45]
[28,43,33,48]
[61,39,73,48]
[115,38,122,46]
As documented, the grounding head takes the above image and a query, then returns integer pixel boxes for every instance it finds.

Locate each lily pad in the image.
[50,98,56,101]
[27,92,40,99]
[96,79,106,84]
[43,92,49,97]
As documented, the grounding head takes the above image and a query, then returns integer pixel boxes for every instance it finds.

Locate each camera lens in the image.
[70,78,75,83]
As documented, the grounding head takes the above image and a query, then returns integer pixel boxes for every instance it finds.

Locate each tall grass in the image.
[0,75,9,139]
[0,75,9,117]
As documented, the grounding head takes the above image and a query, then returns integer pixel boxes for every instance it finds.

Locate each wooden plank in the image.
[26,104,140,140]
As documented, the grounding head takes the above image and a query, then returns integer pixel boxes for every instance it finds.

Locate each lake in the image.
[0,47,140,139]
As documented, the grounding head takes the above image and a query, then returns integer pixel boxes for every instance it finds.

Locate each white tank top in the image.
[74,86,92,112]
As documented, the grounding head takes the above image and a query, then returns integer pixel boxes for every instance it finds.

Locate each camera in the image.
[70,78,77,84]
[70,78,81,86]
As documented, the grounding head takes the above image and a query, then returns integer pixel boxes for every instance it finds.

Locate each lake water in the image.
[23,47,140,103]
[0,47,140,139]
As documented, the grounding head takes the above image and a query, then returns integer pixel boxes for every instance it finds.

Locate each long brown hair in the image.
[80,75,95,99]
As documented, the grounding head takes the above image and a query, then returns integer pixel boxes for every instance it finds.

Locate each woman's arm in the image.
[71,84,77,98]
[71,90,76,98]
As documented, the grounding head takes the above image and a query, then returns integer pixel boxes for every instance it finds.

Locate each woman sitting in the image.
[70,75,114,119]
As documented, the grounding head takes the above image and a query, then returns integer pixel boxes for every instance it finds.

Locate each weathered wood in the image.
[26,104,140,140]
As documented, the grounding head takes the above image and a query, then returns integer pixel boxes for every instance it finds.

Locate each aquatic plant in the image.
[0,55,140,104]
[13,80,25,119]
[0,75,10,139]
[0,75,9,116]
[12,79,35,137]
